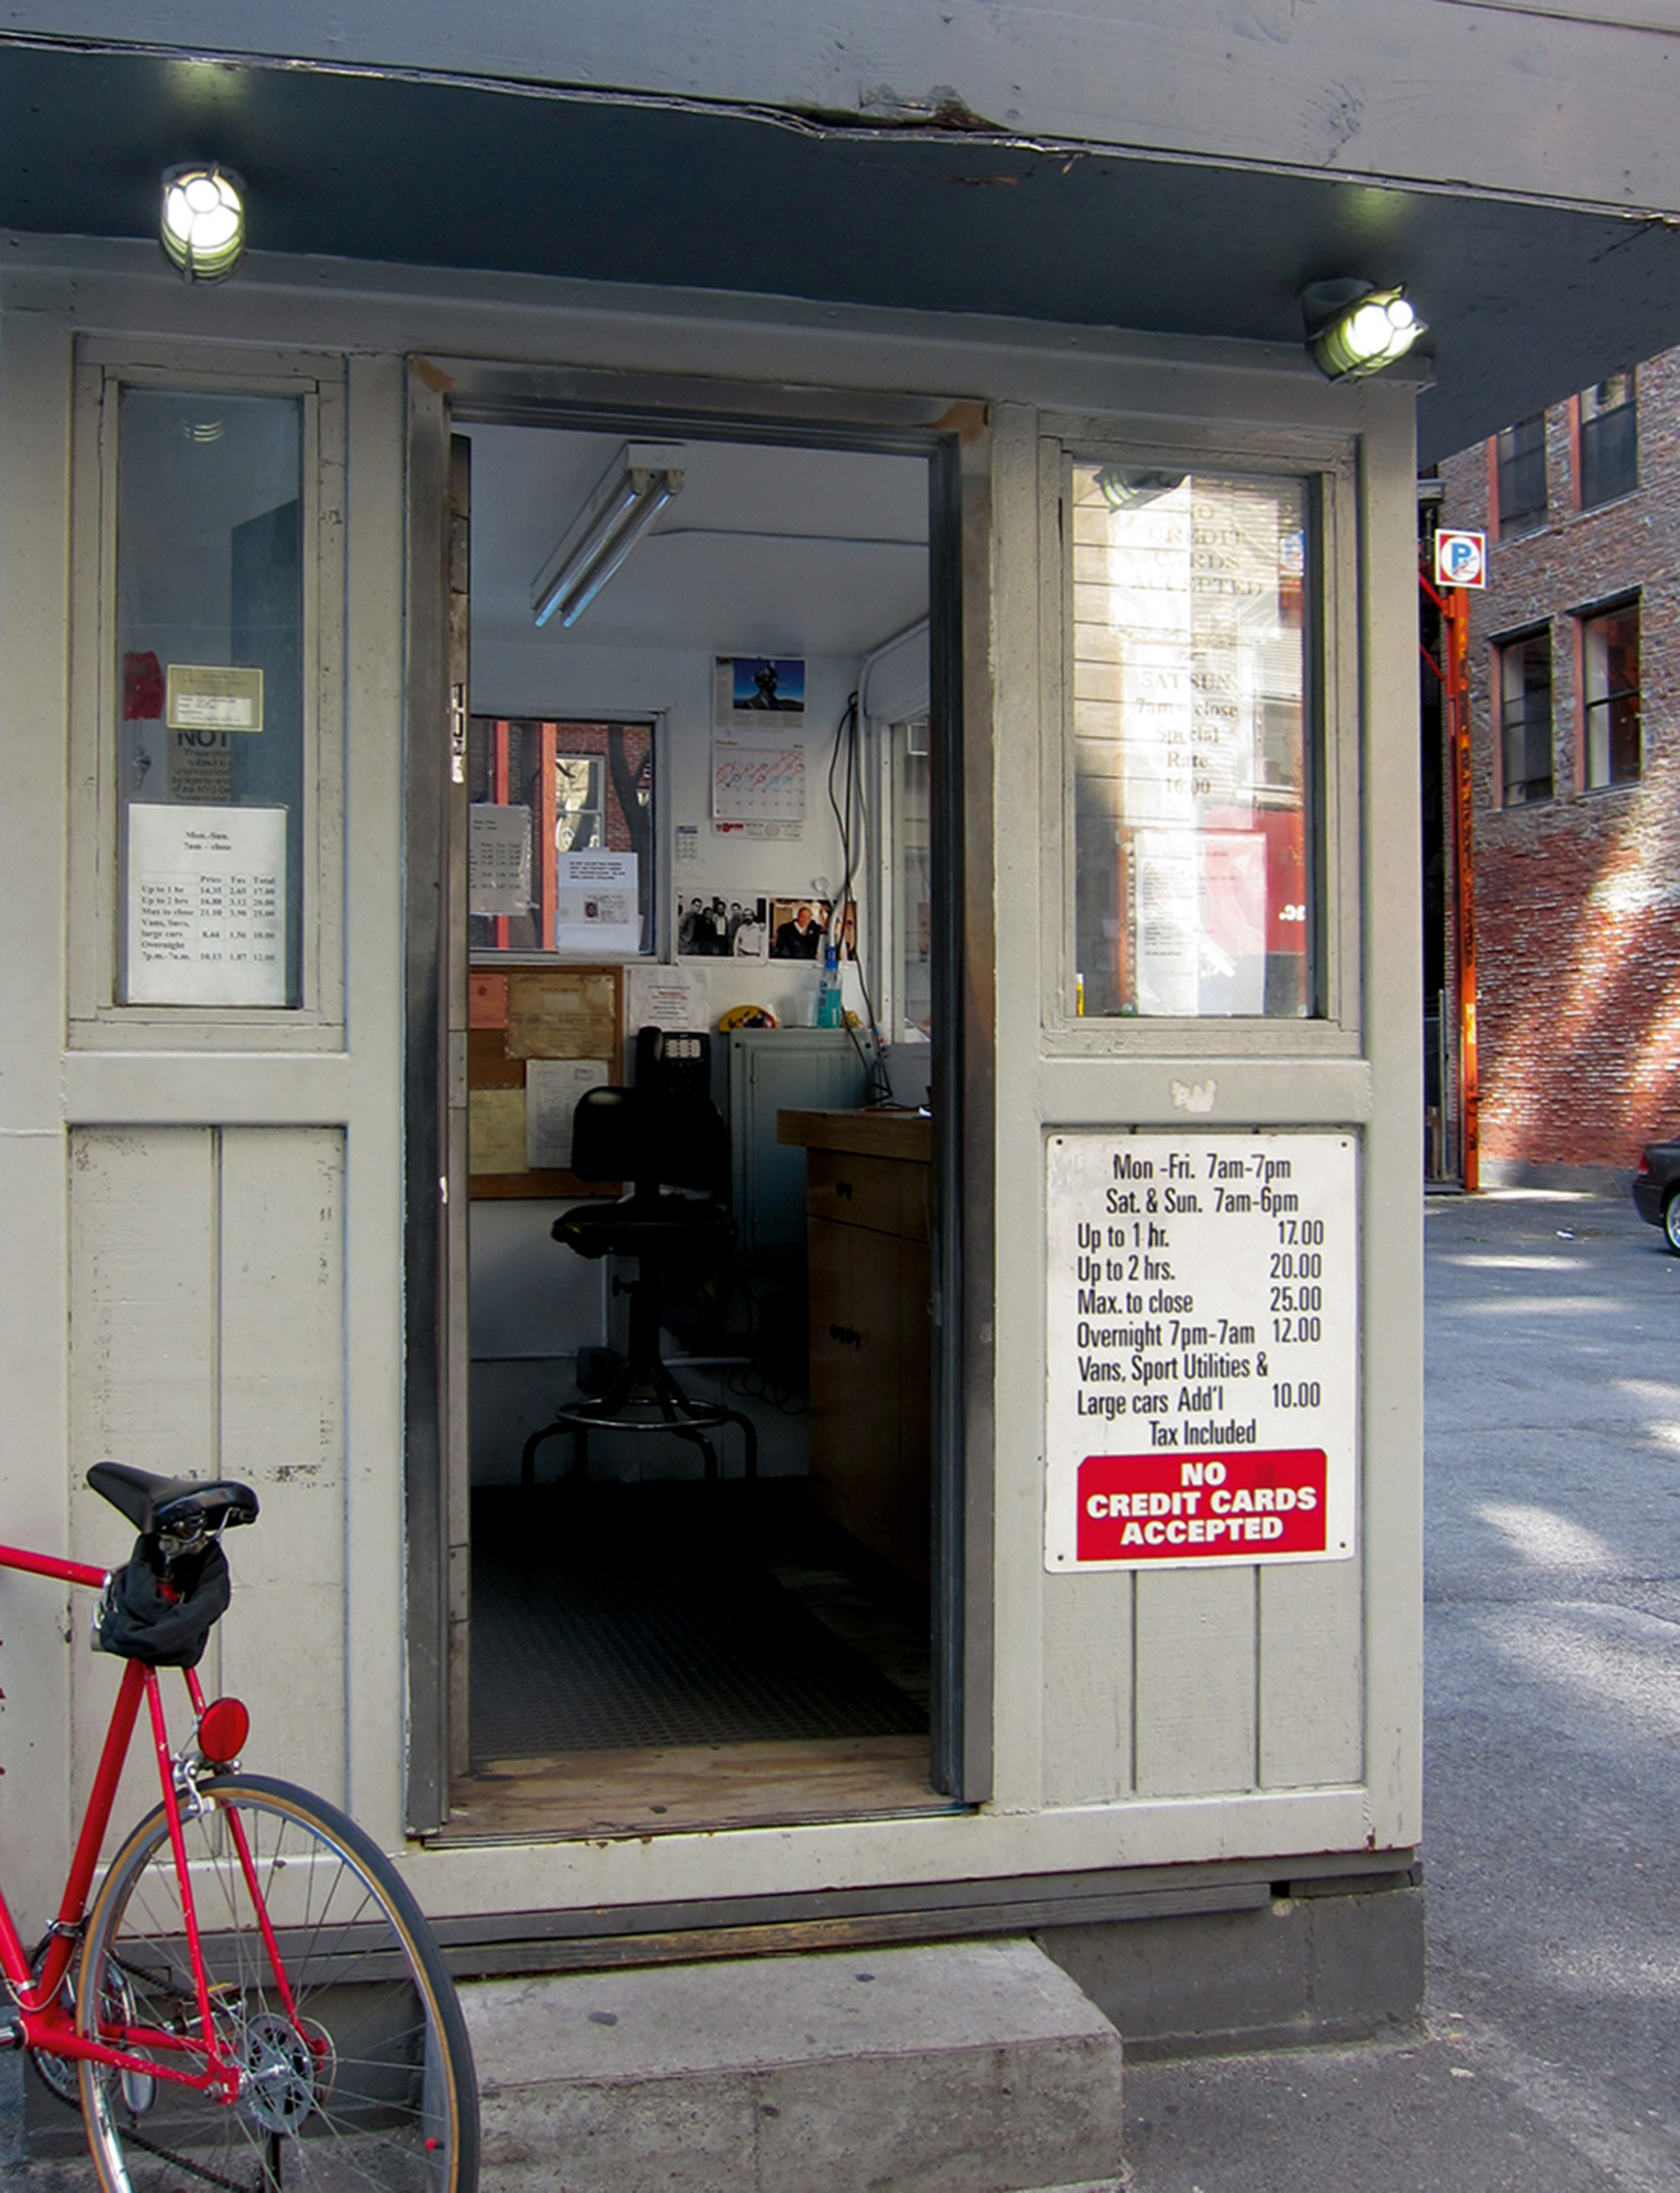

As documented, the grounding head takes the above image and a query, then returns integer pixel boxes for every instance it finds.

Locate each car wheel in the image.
[1663,1191,1680,1254]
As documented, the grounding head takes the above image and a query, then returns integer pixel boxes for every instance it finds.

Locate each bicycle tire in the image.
[76,1772,479,2193]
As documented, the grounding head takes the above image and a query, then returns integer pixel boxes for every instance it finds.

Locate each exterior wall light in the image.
[1302,280,1423,381]
[160,164,247,283]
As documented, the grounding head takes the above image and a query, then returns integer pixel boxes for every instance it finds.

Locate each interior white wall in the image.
[470,634,873,1028]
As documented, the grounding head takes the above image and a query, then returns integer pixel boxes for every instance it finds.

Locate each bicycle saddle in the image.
[87,1462,260,1539]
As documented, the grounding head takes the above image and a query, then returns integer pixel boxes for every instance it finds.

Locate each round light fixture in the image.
[1303,280,1424,381]
[160,163,247,283]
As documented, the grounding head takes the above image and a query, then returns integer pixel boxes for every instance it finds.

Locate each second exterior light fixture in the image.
[1302,280,1424,381]
[532,444,686,629]
[160,164,248,283]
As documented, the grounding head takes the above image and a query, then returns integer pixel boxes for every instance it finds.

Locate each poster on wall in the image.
[1043,1130,1357,1572]
[124,802,286,1007]
[712,655,806,830]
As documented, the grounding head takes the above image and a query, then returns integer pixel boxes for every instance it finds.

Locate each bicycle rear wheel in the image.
[76,1773,478,2193]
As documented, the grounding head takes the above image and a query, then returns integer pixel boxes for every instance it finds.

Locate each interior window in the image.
[468,717,654,955]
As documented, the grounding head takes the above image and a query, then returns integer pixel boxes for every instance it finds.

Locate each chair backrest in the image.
[570,1028,727,1196]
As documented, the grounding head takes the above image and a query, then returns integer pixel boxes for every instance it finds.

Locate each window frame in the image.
[68,339,346,1050]
[1038,418,1360,1059]
[1577,592,1641,791]
[1492,623,1554,809]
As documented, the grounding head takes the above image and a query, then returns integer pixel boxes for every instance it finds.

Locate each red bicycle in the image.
[0,1463,479,2192]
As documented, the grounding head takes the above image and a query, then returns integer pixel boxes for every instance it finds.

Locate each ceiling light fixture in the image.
[160,162,247,283]
[532,444,686,629]
[1302,280,1424,381]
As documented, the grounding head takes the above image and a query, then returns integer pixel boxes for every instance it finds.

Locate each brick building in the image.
[1438,355,1680,1179]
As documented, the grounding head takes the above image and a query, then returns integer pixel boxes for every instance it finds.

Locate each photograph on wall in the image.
[713,655,806,723]
[676,893,769,959]
[769,897,857,961]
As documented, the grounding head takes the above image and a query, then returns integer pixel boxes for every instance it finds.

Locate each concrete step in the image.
[459,1935,1126,2193]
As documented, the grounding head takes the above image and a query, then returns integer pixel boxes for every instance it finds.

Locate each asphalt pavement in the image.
[1126,1183,1680,2192]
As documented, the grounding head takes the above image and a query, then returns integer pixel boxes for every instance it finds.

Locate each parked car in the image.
[1632,1139,1680,1250]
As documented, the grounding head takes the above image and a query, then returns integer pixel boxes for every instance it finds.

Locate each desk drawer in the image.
[805,1149,904,1236]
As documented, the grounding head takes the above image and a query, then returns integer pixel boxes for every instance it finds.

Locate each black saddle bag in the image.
[97,1536,231,1668]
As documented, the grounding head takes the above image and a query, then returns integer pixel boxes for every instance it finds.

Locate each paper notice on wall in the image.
[469,804,531,916]
[554,850,640,953]
[167,727,233,802]
[469,1087,526,1175]
[624,964,706,1033]
[525,1058,611,1170]
[125,802,286,1007]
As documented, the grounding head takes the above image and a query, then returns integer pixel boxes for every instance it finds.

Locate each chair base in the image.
[521,1358,759,1491]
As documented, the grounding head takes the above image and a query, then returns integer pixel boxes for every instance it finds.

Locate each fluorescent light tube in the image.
[532,444,685,629]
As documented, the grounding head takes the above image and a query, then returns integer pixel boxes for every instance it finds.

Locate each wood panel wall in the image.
[68,1126,347,1829]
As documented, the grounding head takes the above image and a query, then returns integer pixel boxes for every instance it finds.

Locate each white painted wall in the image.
[472,635,871,1031]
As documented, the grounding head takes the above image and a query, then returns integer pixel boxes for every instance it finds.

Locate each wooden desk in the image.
[778,1109,932,1586]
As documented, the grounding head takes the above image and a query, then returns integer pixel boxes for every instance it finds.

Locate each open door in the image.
[406,366,989,1843]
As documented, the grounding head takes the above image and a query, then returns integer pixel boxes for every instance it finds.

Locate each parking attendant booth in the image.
[2,7,1674,2059]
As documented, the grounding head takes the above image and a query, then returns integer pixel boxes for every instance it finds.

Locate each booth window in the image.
[1579,598,1641,789]
[1068,464,1315,1018]
[1495,627,1553,807]
[1494,413,1546,534]
[115,388,304,1007]
[1578,373,1637,510]
[468,717,655,955]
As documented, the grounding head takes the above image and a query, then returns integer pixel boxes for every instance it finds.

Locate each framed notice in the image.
[1044,1130,1357,1571]
[124,802,286,1007]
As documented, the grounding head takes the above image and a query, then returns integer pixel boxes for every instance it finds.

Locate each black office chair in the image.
[520,1028,758,1488]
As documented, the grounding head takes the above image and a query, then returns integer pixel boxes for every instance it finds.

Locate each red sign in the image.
[1076,1449,1329,1563]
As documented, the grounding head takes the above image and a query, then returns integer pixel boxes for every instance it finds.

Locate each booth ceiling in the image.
[4,39,1680,462]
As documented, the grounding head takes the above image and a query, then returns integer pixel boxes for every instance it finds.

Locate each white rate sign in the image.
[1043,1131,1357,1572]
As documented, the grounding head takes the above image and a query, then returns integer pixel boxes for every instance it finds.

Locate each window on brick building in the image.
[1580,599,1641,789]
[1495,627,1552,807]
[1578,372,1637,508]
[1494,413,1546,532]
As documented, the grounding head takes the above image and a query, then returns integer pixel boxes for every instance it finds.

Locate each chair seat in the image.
[554,1193,734,1261]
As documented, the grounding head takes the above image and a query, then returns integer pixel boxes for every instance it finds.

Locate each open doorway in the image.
[442,422,951,1840]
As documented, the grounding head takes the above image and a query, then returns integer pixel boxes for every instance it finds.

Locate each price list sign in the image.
[1044,1131,1357,1571]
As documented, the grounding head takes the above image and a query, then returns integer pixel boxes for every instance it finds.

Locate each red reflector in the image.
[197,1696,250,1764]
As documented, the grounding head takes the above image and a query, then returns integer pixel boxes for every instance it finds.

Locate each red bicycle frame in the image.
[0,1538,287,2101]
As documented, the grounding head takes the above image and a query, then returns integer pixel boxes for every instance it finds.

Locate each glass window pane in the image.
[1583,603,1641,787]
[1069,465,1313,1018]
[1499,630,1551,807]
[469,718,655,954]
[1580,375,1637,507]
[1496,414,1546,529]
[117,388,303,1007]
